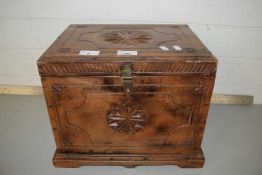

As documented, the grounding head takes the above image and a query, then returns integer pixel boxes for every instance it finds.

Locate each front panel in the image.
[47,76,206,154]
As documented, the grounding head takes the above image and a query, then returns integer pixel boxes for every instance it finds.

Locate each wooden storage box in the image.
[37,24,217,168]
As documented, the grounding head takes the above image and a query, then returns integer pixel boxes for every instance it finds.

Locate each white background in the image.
[0,0,261,103]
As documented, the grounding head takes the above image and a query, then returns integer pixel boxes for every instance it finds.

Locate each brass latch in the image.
[121,63,133,94]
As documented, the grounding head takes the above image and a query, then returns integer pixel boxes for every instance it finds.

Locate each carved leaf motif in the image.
[106,100,148,134]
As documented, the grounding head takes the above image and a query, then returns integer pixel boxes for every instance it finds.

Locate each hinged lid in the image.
[38,24,217,76]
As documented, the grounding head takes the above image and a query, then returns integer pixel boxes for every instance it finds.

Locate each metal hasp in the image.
[121,63,134,94]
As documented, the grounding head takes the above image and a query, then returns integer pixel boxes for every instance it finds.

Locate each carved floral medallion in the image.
[102,30,151,45]
[106,100,148,134]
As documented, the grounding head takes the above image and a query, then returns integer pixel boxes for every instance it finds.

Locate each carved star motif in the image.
[106,100,148,134]
[102,30,151,45]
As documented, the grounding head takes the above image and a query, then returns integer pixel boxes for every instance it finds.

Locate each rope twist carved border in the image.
[38,63,216,76]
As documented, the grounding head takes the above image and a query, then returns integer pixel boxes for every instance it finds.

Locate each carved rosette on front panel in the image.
[102,30,151,45]
[106,100,148,134]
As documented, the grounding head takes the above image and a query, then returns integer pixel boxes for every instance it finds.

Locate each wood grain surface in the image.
[37,24,218,168]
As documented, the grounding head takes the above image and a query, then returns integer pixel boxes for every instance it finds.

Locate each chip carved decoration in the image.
[52,84,202,146]
[39,63,216,76]
[76,28,175,48]
[39,26,215,167]
[102,30,151,45]
[52,85,63,94]
[106,100,148,134]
